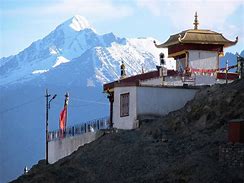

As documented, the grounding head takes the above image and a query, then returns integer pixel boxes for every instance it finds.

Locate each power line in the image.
[0,96,110,114]
[51,97,109,108]
[0,96,42,114]
[71,97,109,106]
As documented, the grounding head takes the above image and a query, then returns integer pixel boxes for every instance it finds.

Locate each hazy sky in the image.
[0,0,243,58]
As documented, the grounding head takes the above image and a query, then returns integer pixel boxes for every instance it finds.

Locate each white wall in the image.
[141,74,218,86]
[113,86,138,129]
[137,87,197,116]
[189,50,218,69]
[140,77,162,86]
[176,57,186,72]
[165,76,184,86]
[113,86,198,130]
[48,131,103,164]
[194,75,216,85]
[141,76,184,86]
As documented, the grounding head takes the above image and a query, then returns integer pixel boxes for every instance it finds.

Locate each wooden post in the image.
[241,61,244,79]
[225,60,228,84]
[108,94,114,128]
[238,55,244,79]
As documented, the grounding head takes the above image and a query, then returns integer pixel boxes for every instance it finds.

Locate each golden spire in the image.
[193,11,199,30]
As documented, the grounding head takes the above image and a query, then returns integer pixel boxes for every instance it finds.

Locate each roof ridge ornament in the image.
[178,34,183,42]
[235,36,239,43]
[193,12,199,30]
[153,40,161,48]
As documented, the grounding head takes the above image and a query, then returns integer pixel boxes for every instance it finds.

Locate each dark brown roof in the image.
[216,72,239,80]
[103,70,178,91]
[103,70,159,91]
[155,29,238,48]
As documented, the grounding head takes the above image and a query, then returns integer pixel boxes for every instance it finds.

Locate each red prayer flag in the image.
[59,107,67,131]
[59,92,69,138]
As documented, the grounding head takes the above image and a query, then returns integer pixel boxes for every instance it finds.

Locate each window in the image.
[120,93,129,117]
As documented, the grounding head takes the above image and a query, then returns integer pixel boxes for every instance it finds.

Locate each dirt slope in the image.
[12,79,244,183]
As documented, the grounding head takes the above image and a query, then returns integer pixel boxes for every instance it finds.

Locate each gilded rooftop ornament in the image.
[194,12,199,30]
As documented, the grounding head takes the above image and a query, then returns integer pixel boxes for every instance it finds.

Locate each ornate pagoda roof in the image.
[155,12,238,48]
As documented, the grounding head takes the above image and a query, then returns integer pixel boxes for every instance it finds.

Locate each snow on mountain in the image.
[0,15,124,86]
[69,15,95,32]
[0,16,173,86]
[93,38,175,84]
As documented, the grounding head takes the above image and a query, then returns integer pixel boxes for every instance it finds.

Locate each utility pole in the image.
[45,89,56,165]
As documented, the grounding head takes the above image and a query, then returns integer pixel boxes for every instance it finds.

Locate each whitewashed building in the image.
[154,12,239,86]
[104,70,199,129]
[103,12,239,130]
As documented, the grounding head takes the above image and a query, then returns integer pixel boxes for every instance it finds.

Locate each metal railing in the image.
[48,117,109,141]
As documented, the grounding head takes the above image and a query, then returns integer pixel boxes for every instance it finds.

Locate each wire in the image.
[71,97,109,105]
[0,96,42,114]
[0,95,109,114]
[51,98,109,108]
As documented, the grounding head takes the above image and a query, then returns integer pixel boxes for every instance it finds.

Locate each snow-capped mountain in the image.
[0,15,174,87]
[0,15,174,183]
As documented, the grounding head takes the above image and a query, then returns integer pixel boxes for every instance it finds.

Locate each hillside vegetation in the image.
[12,79,244,183]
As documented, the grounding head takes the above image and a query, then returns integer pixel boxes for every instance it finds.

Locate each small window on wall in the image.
[120,93,129,117]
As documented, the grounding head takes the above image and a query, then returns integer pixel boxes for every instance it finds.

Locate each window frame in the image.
[120,92,129,117]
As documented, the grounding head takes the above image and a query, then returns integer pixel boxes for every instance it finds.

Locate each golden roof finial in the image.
[193,11,199,30]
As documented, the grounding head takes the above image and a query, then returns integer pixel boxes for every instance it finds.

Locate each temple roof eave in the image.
[180,40,238,48]
[154,39,178,48]
[155,29,238,48]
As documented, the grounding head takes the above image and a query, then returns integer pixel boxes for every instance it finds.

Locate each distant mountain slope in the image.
[220,50,244,71]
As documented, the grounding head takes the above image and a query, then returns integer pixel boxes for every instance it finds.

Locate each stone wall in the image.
[219,143,244,168]
[48,131,104,164]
